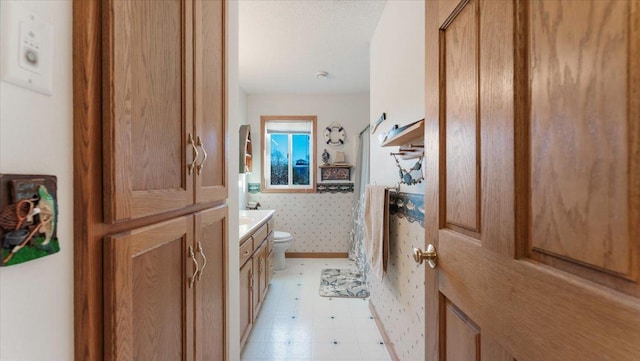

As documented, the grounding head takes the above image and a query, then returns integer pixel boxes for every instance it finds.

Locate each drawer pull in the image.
[244,250,250,256]
[187,133,199,175]
[188,246,199,288]
[197,241,207,281]
[196,135,207,175]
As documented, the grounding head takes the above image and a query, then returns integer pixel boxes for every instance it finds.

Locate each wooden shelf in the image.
[391,150,424,160]
[381,119,424,147]
[319,164,352,168]
[239,125,253,173]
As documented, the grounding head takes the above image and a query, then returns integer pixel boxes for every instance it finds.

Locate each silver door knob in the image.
[413,244,437,268]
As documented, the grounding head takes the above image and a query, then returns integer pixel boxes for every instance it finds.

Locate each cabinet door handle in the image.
[196,136,207,175]
[188,245,199,288]
[249,270,253,290]
[196,241,207,281]
[187,133,199,175]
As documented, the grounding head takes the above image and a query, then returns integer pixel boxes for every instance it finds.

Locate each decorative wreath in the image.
[324,122,346,147]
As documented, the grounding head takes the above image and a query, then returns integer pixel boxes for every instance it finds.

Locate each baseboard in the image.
[369,300,400,361]
[285,252,349,258]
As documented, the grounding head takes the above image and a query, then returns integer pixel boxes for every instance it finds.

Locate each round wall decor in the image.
[324,122,346,147]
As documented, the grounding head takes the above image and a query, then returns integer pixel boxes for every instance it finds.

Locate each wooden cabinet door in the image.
[239,259,253,346]
[258,245,269,302]
[266,250,274,286]
[193,0,226,204]
[104,216,194,361]
[194,206,227,361]
[424,1,640,360]
[103,0,194,222]
[252,243,267,317]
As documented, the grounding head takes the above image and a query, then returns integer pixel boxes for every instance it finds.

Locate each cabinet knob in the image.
[187,133,199,175]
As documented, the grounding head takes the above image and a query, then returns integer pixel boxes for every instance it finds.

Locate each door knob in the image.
[413,244,437,268]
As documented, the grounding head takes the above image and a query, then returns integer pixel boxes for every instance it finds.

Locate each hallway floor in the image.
[241,258,392,361]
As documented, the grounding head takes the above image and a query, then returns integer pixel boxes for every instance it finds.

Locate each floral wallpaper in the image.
[368,214,425,361]
[248,192,354,253]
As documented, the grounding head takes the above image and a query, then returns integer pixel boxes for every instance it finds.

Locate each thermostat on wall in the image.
[0,2,53,95]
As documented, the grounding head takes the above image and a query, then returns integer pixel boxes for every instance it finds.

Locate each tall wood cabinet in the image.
[72,1,227,360]
[104,207,226,361]
[103,0,226,223]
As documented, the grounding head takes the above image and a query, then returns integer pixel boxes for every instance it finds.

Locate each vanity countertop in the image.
[239,209,275,242]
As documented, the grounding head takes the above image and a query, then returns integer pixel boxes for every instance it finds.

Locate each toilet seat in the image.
[274,231,292,243]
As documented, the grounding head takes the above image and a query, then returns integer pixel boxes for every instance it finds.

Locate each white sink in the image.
[239,209,275,242]
[239,215,254,226]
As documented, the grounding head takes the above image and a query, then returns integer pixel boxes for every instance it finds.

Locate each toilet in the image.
[273,231,293,270]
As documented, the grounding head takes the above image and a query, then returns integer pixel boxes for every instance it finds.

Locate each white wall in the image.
[370,0,425,194]
[0,1,74,360]
[368,1,425,360]
[226,1,241,360]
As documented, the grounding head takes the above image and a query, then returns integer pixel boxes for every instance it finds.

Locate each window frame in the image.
[261,115,317,193]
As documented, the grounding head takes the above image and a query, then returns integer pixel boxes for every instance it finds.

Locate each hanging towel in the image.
[364,184,389,281]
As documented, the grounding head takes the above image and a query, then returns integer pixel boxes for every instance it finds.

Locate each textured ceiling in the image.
[239,0,387,95]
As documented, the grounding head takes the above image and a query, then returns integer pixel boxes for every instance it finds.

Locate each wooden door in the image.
[194,206,227,361]
[103,0,194,222]
[193,0,227,204]
[239,259,253,346]
[104,216,194,361]
[424,0,640,360]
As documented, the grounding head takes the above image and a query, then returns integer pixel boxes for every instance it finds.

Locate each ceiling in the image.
[239,0,387,95]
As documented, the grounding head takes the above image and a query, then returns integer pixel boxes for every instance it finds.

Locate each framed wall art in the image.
[319,165,352,181]
[0,174,59,267]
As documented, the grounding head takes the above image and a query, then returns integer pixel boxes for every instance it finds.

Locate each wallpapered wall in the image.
[369,215,425,361]
[367,1,426,360]
[248,192,354,253]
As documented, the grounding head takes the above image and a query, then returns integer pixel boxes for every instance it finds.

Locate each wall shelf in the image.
[381,119,424,147]
[239,124,253,173]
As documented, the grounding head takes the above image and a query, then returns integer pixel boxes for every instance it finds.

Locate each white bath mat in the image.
[319,268,370,298]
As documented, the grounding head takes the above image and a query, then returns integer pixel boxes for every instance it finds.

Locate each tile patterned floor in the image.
[241,258,392,361]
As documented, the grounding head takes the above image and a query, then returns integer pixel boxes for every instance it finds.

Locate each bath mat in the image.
[319,268,370,298]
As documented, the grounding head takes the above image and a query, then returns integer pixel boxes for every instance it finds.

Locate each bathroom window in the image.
[261,116,317,193]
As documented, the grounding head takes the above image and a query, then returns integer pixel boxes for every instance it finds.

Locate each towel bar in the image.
[385,183,400,193]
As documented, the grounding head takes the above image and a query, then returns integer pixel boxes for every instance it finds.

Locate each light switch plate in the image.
[0,2,53,95]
